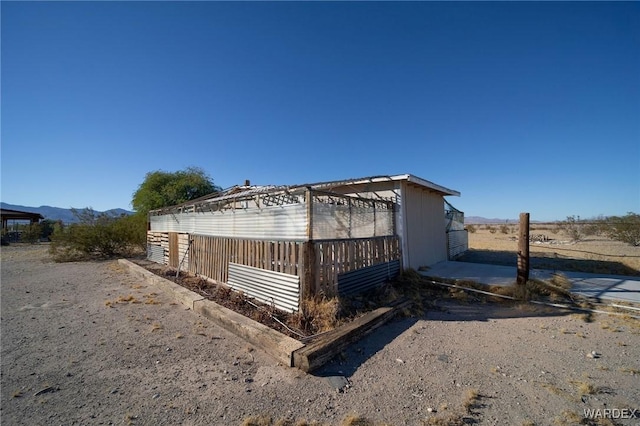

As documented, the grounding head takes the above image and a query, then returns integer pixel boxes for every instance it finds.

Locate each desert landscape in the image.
[460,223,640,276]
[1,235,639,426]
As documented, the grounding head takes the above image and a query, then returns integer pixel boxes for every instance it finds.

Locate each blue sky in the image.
[2,1,638,221]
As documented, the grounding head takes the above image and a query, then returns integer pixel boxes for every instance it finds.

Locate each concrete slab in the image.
[422,261,640,305]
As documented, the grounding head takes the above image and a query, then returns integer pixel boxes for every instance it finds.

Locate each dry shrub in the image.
[492,278,572,302]
[422,414,467,426]
[295,297,340,334]
[462,388,480,413]
[341,415,375,426]
[242,415,272,426]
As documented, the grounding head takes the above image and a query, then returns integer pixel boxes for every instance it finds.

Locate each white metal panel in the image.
[150,203,308,241]
[227,262,300,312]
[403,184,448,269]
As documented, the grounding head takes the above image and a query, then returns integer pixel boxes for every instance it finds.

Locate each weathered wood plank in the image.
[292,300,411,373]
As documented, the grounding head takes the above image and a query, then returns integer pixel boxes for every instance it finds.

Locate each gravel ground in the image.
[2,244,639,425]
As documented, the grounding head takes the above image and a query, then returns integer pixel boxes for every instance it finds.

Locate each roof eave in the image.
[401,174,460,197]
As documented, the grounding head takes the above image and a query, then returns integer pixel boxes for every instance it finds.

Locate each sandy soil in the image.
[460,228,640,276]
[2,244,639,425]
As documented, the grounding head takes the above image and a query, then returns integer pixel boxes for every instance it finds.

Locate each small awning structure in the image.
[1,208,44,230]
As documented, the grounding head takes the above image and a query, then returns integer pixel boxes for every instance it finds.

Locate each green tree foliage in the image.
[21,223,42,243]
[49,209,146,261]
[39,219,60,241]
[50,167,219,261]
[131,167,220,215]
[603,213,640,247]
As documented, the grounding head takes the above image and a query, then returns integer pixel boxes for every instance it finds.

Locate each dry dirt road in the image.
[2,244,639,425]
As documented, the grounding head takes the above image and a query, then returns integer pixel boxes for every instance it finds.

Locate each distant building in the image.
[1,208,44,243]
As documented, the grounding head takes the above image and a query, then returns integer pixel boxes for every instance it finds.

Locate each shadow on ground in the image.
[314,299,573,379]
[458,249,640,276]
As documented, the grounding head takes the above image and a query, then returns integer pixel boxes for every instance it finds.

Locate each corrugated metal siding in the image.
[147,244,164,264]
[447,230,468,259]
[227,262,300,312]
[150,203,307,241]
[337,260,401,296]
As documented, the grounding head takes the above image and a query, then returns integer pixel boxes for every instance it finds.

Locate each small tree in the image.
[132,167,221,215]
[604,213,640,247]
[556,215,583,242]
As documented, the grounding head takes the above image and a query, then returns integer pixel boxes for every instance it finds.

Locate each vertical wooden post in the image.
[301,242,316,299]
[517,212,530,285]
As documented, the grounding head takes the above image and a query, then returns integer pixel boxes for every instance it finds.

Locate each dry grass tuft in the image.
[553,410,583,426]
[619,367,640,375]
[340,414,375,426]
[462,388,480,413]
[241,415,272,426]
[295,296,340,334]
[117,295,139,304]
[422,414,467,426]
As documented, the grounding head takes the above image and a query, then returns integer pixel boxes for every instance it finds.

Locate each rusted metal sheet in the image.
[227,262,300,313]
[337,260,400,297]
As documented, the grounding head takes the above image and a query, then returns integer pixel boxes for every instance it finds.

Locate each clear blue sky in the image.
[2,1,638,221]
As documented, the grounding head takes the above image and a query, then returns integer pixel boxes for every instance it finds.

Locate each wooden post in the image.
[301,242,316,301]
[517,212,530,285]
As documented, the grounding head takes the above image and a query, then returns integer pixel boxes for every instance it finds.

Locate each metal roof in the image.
[302,174,460,197]
[150,174,459,214]
[1,208,45,222]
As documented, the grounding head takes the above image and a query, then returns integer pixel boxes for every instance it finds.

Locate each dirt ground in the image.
[2,244,639,425]
[459,227,640,276]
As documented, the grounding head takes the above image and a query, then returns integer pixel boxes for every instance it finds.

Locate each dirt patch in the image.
[129,259,401,341]
[3,244,640,426]
[461,227,640,276]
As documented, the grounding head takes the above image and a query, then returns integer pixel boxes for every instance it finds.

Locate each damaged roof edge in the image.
[308,174,460,197]
[149,173,460,215]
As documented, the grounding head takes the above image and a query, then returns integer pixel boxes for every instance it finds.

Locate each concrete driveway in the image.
[422,261,640,305]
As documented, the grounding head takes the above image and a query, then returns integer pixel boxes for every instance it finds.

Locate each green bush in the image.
[21,223,42,244]
[49,209,146,261]
[500,224,509,234]
[466,224,477,233]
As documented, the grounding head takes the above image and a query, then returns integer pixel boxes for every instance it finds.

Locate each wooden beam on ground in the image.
[292,300,411,373]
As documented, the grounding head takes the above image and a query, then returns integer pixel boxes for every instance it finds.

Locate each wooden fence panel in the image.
[188,235,304,285]
[312,236,401,296]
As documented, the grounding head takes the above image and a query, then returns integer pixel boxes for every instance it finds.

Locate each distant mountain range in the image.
[465,216,547,224]
[465,216,516,224]
[1,202,133,223]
